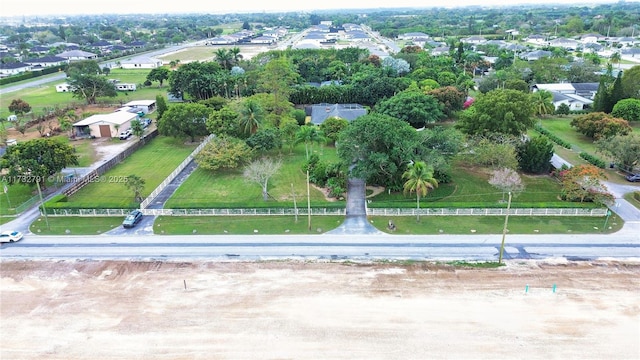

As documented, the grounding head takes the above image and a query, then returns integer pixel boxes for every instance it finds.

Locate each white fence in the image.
[367,208,608,217]
[44,207,345,216]
[139,134,215,209]
[43,207,606,217]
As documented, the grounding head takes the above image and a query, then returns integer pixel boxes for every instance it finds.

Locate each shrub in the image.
[579,152,606,168]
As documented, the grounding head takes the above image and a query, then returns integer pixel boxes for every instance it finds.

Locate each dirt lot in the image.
[1,259,639,360]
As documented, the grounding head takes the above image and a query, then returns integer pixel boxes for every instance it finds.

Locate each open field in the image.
[1,259,638,359]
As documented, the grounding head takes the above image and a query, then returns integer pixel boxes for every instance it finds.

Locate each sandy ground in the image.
[1,259,639,360]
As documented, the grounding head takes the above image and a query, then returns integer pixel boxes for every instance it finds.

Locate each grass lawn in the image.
[370,214,624,234]
[154,215,344,235]
[59,136,197,208]
[0,69,168,120]
[368,163,585,208]
[165,144,343,208]
[29,216,123,235]
[623,192,640,210]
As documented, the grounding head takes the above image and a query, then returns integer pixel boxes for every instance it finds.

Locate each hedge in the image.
[579,152,606,168]
[533,124,572,149]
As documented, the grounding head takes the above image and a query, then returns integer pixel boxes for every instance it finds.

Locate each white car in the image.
[0,230,23,243]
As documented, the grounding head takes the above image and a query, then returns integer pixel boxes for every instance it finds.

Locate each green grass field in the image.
[153,215,344,235]
[0,69,168,120]
[58,136,197,208]
[29,216,124,235]
[165,145,342,208]
[370,214,623,234]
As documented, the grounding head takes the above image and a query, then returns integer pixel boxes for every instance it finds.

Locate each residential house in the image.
[462,36,486,45]
[57,50,98,61]
[398,32,430,40]
[580,33,604,44]
[251,36,276,44]
[119,56,162,69]
[548,37,580,50]
[24,55,68,69]
[72,111,138,138]
[129,40,147,48]
[206,36,236,45]
[532,83,576,95]
[0,62,31,76]
[309,103,367,125]
[551,92,593,111]
[431,46,450,56]
[525,34,547,45]
[521,50,552,61]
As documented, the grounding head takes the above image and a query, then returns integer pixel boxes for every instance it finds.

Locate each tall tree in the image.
[238,99,265,136]
[146,67,170,87]
[375,90,444,128]
[517,136,554,174]
[337,114,420,188]
[0,138,78,189]
[595,133,640,173]
[402,161,438,221]
[257,57,299,115]
[295,125,326,160]
[158,103,211,142]
[531,90,555,117]
[456,89,534,137]
[124,174,146,202]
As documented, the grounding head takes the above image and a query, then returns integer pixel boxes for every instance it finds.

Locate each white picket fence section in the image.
[139,134,215,209]
[44,207,606,217]
[367,208,608,217]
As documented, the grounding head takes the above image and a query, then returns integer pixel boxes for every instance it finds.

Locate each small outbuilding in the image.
[72,111,139,138]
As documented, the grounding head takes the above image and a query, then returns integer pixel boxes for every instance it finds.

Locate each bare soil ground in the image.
[1,259,639,360]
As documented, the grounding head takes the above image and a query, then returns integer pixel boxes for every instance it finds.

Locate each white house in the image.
[552,92,593,111]
[56,50,98,61]
[119,56,163,69]
[0,62,31,76]
[72,111,138,138]
[24,55,68,68]
[525,34,547,45]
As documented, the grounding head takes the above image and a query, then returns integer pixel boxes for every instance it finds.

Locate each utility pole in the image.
[291,183,298,222]
[498,191,512,264]
[306,170,311,231]
[36,181,50,230]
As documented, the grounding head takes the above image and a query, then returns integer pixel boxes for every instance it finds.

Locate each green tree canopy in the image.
[158,103,211,142]
[456,89,534,137]
[146,67,170,87]
[402,161,438,221]
[375,90,444,128]
[337,114,420,189]
[0,138,79,189]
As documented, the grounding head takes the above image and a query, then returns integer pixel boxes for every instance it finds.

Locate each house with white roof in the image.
[525,34,547,45]
[56,50,98,61]
[122,100,156,114]
[120,56,162,69]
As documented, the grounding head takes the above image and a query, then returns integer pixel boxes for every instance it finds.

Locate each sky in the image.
[0,0,626,17]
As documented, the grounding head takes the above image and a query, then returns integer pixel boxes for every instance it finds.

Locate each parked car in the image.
[122,210,143,228]
[119,129,132,140]
[625,174,640,182]
[141,118,152,129]
[0,230,23,243]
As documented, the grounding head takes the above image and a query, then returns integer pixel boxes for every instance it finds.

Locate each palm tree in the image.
[238,99,265,136]
[610,51,621,70]
[402,161,438,222]
[294,125,327,160]
[531,90,555,117]
[215,48,233,70]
